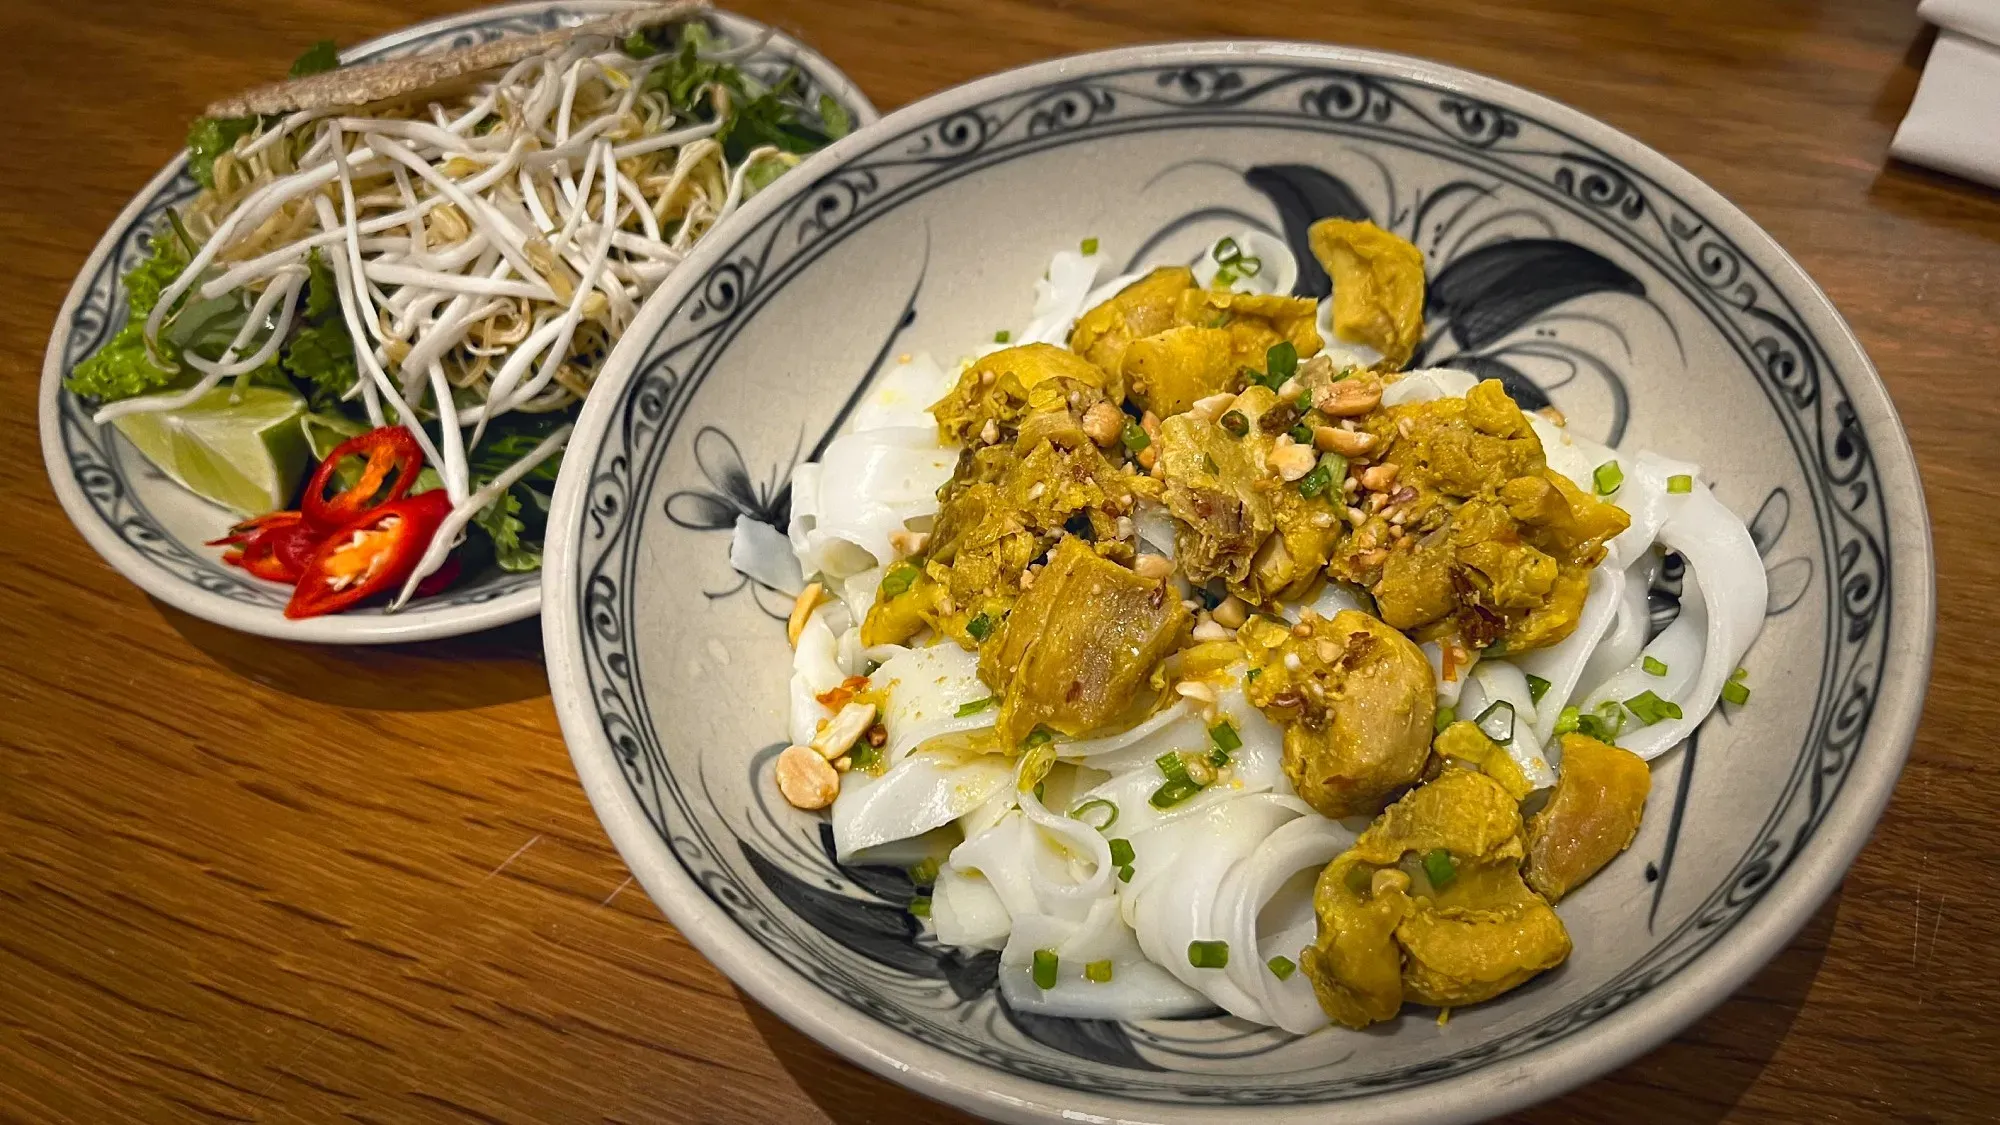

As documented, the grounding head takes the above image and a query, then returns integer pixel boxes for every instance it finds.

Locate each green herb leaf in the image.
[1265,340,1298,384]
[289,40,341,78]
[283,251,360,413]
[817,93,851,139]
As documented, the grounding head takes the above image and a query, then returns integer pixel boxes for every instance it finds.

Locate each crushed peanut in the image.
[811,701,878,760]
[787,582,826,647]
[1311,373,1384,416]
[776,745,840,809]
[978,418,999,445]
[1176,679,1220,702]
[1190,393,1238,423]
[1359,463,1401,492]
[888,529,930,557]
[1267,438,1317,482]
[1210,595,1249,629]
[1317,426,1376,456]
[1081,400,1125,447]
[1133,554,1175,581]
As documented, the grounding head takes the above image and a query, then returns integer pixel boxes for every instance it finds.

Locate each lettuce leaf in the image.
[186,116,256,191]
[66,229,191,401]
[283,251,359,412]
[290,40,340,78]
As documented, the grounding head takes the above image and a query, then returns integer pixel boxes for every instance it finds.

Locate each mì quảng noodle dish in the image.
[762,219,1765,1031]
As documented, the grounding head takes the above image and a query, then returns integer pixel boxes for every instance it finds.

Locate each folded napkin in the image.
[1890,0,2000,189]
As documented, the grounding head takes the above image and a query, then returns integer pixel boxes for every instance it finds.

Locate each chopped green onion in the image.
[1667,473,1693,494]
[1553,705,1581,736]
[1643,655,1669,677]
[1155,751,1189,783]
[1290,423,1314,445]
[1219,409,1250,437]
[1422,848,1458,889]
[1235,255,1263,277]
[1213,236,1242,264]
[993,329,1012,343]
[1034,780,1045,802]
[848,743,882,771]
[1187,940,1230,969]
[879,561,919,599]
[1265,341,1298,384]
[1525,674,1552,705]
[1210,721,1243,753]
[1299,452,1346,499]
[1071,799,1119,830]
[1623,690,1683,726]
[1203,452,1220,475]
[1085,959,1114,983]
[1032,948,1059,990]
[1023,728,1053,748]
[1245,666,1262,682]
[1117,863,1135,882]
[1475,700,1516,744]
[956,695,995,717]
[1149,779,1203,809]
[1295,390,1313,413]
[1576,701,1627,741]
[1018,739,1057,793]
[1593,460,1623,495]
[965,613,994,642]
[1267,955,1298,981]
[908,895,931,918]
[1721,679,1752,706]
[1732,666,1749,680]
[1213,264,1238,286]
[1205,745,1231,769]
[1121,418,1151,453]
[908,858,939,886]
[1434,704,1457,733]
[1081,236,1100,255]
[1108,837,1135,867]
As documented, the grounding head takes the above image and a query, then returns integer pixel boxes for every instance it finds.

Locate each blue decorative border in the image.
[572,58,1890,1102]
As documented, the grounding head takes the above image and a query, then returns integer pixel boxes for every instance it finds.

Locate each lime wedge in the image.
[112,385,310,517]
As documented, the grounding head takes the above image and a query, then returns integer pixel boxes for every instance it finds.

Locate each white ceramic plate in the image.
[39,0,876,644]
[545,41,1933,1124]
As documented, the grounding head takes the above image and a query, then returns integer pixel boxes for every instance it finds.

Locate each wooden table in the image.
[3,0,1995,1120]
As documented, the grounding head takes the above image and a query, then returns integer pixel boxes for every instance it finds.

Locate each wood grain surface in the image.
[3,0,1996,1121]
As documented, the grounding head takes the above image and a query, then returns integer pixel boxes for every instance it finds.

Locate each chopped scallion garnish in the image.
[1108,838,1135,867]
[1267,955,1297,980]
[1032,948,1059,990]
[1085,959,1114,983]
[1245,666,1262,682]
[848,743,881,771]
[1642,655,1669,677]
[1117,863,1135,883]
[1623,690,1683,726]
[1211,721,1242,753]
[1434,704,1457,733]
[1553,705,1581,736]
[1422,848,1458,889]
[1525,674,1552,705]
[1290,423,1314,445]
[1081,236,1099,255]
[1667,473,1693,494]
[1593,460,1623,495]
[1475,700,1516,744]
[1071,798,1119,830]
[1219,409,1249,437]
[1576,701,1627,741]
[1236,255,1263,277]
[1187,940,1230,969]
[956,695,995,716]
[879,561,919,599]
[1212,236,1241,264]
[908,895,931,918]
[1121,418,1151,453]
[1721,679,1751,706]
[1149,779,1202,809]
[1203,452,1220,475]
[908,858,939,886]
[993,329,1011,343]
[1155,751,1191,783]
[1299,452,1346,499]
[965,612,994,641]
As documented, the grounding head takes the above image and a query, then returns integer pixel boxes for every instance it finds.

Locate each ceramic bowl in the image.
[544,41,1933,1123]
[39,0,876,644]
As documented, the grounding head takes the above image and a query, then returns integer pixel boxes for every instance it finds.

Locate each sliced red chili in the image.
[285,491,454,619]
[208,511,324,584]
[414,554,463,598]
[302,426,425,529]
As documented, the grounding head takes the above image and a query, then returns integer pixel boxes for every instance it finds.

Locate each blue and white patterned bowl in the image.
[37,0,876,644]
[543,42,1934,1123]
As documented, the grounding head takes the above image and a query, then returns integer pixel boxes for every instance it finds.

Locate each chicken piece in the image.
[1156,409,1274,586]
[930,343,1117,446]
[1430,720,1533,801]
[1302,768,1570,1028]
[1307,218,1426,370]
[1068,267,1194,376]
[1524,734,1651,901]
[1174,289,1324,370]
[1331,379,1628,652]
[980,536,1190,747]
[1123,325,1237,418]
[1240,610,1435,817]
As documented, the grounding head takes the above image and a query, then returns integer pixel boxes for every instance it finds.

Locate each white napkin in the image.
[1917,0,2000,43]
[1890,30,2000,188]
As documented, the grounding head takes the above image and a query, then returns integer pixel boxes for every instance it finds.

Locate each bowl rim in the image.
[544,37,1935,1124]
[37,0,879,645]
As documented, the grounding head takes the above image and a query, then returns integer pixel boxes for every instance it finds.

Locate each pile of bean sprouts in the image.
[100,27,796,605]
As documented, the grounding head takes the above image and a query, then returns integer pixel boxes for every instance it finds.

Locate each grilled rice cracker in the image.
[203,0,711,119]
